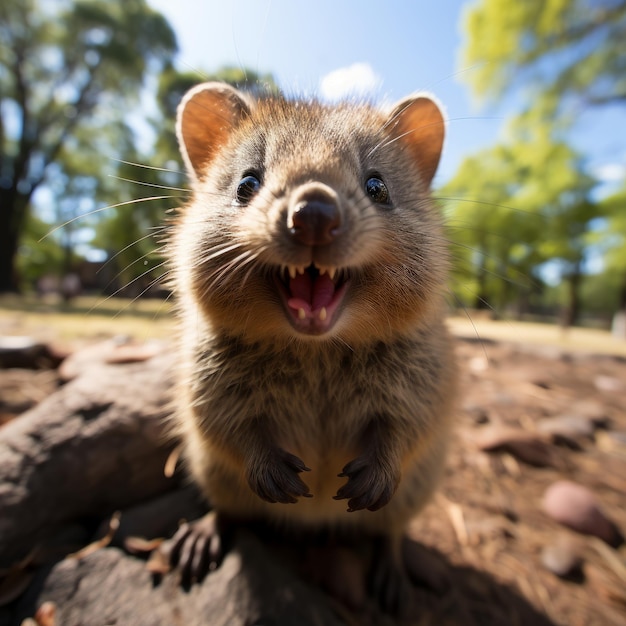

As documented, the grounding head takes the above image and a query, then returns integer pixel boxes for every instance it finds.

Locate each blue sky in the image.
[147,0,626,192]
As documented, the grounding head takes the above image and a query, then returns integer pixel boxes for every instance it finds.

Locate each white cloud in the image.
[319,63,382,101]
[593,162,626,183]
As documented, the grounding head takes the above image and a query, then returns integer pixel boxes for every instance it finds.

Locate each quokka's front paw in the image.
[334,455,399,512]
[246,448,312,504]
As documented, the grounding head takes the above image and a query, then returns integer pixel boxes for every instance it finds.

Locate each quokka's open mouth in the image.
[274,263,350,335]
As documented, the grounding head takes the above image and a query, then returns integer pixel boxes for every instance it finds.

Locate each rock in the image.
[104,342,164,365]
[0,352,178,568]
[463,402,490,425]
[540,534,583,578]
[9,537,348,626]
[469,356,489,373]
[542,481,623,547]
[474,426,555,467]
[0,369,59,425]
[574,400,610,427]
[593,375,624,393]
[595,430,626,455]
[94,486,208,548]
[58,338,165,381]
[57,340,118,381]
[537,414,596,448]
[0,337,65,370]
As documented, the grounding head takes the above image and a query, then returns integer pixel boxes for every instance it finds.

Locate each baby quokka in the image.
[165,82,457,615]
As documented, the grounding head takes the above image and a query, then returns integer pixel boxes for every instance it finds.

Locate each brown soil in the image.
[409,337,626,626]
[1,333,625,625]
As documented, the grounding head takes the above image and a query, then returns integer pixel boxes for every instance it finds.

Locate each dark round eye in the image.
[365,176,390,205]
[235,174,261,205]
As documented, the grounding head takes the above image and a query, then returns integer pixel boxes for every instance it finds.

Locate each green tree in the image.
[596,185,626,314]
[461,0,626,111]
[458,0,624,323]
[0,0,177,292]
[440,122,598,323]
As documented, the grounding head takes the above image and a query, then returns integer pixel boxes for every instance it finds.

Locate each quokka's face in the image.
[172,84,448,344]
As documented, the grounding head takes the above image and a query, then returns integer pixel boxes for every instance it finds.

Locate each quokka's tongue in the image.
[287,271,336,315]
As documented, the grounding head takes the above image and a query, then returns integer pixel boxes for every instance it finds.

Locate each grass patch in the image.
[1,295,624,356]
[0,295,175,344]
[448,315,626,357]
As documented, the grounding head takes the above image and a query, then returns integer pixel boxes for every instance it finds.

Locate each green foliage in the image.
[440,119,599,317]
[598,185,626,274]
[454,0,626,322]
[461,0,626,110]
[0,0,178,291]
[16,213,67,288]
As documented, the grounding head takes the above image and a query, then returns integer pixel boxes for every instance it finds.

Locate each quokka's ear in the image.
[176,82,252,181]
[385,94,445,189]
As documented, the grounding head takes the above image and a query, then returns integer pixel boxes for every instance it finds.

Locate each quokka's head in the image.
[171,82,448,345]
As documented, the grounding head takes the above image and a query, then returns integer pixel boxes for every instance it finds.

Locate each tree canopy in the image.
[449,0,626,324]
[0,0,177,291]
[461,0,626,111]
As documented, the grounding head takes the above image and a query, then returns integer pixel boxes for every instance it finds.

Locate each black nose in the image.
[290,189,341,247]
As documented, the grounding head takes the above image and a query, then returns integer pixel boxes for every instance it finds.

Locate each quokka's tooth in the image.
[316,265,337,280]
[318,307,327,321]
[288,266,297,280]
[298,308,306,320]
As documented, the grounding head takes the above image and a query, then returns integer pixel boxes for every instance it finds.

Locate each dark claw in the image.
[158,512,229,583]
[190,533,208,579]
[334,455,398,512]
[247,448,312,504]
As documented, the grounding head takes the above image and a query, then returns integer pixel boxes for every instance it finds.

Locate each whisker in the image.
[101,251,163,293]
[111,271,171,320]
[202,250,255,295]
[39,196,174,242]
[434,195,546,219]
[98,228,167,274]
[446,287,490,363]
[109,175,192,194]
[88,261,167,314]
[201,242,246,263]
[109,157,184,175]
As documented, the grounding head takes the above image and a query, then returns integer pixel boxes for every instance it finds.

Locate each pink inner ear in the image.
[178,83,251,179]
[388,96,444,188]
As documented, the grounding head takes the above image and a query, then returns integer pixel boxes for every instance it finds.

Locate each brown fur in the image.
[167,82,457,591]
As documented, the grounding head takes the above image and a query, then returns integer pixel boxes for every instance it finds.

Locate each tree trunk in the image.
[0,186,30,293]
[618,270,626,313]
[474,254,490,310]
[611,271,626,339]
[560,263,582,329]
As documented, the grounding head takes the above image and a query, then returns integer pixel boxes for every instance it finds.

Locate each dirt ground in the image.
[412,336,626,626]
[1,317,625,625]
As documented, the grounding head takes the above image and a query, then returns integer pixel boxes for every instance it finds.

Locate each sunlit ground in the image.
[448,315,626,357]
[0,294,624,356]
[0,295,175,344]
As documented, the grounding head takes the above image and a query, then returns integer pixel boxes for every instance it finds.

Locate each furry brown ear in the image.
[386,95,445,188]
[177,82,252,181]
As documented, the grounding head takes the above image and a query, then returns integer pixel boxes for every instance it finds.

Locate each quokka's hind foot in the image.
[300,542,368,612]
[158,511,233,585]
[369,535,450,618]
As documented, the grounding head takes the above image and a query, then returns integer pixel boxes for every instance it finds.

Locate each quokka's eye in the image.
[235,174,261,205]
[365,175,391,205]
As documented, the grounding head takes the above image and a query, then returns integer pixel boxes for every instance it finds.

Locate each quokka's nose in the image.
[289,185,341,246]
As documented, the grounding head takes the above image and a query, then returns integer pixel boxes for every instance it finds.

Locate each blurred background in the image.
[1,0,625,337]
